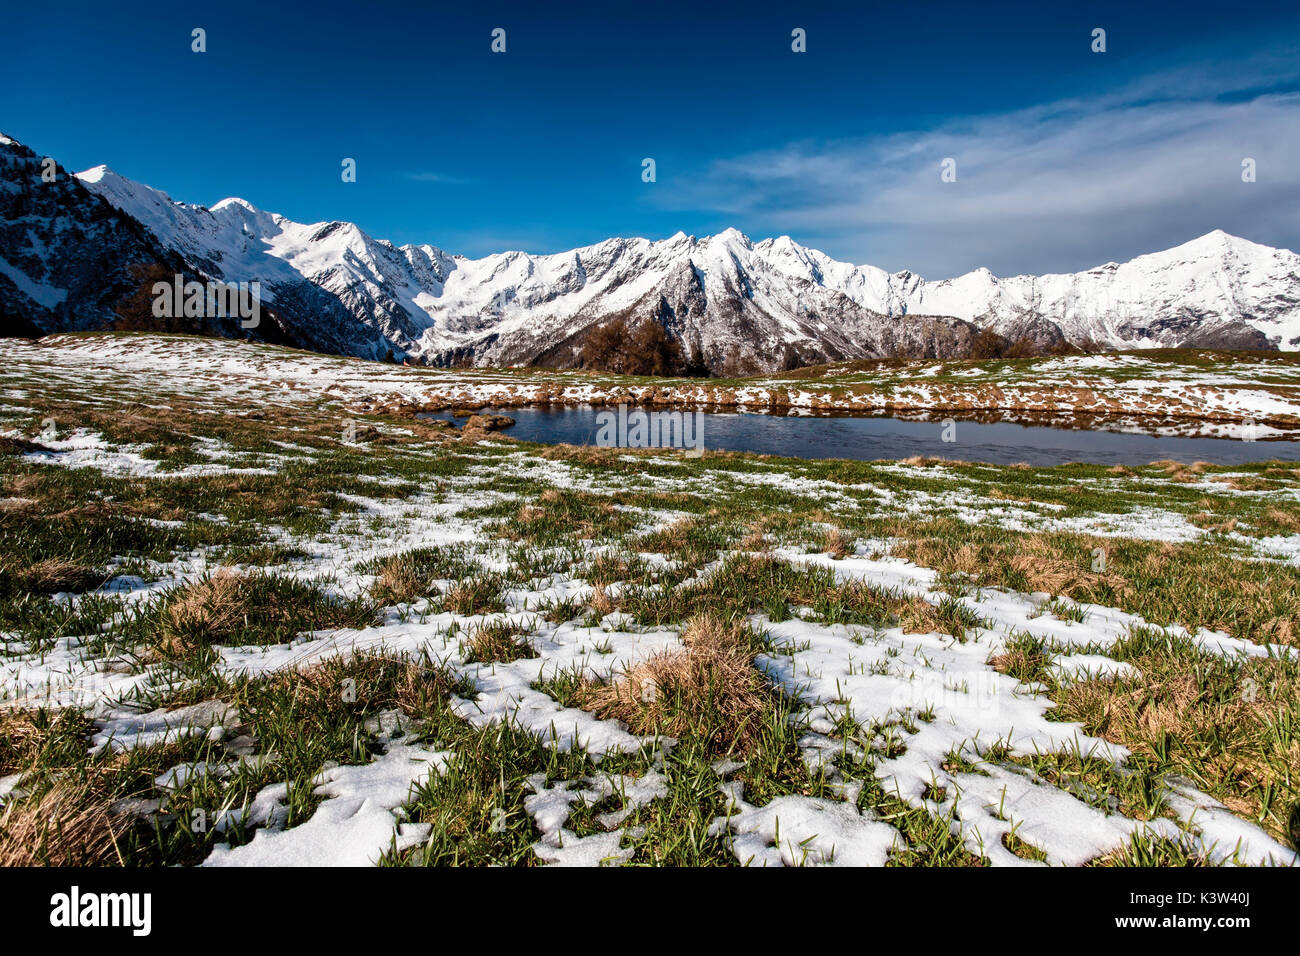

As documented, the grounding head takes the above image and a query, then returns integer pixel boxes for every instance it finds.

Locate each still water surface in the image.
[422,406,1300,466]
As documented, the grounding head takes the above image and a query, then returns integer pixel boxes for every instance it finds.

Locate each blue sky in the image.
[4,0,1299,275]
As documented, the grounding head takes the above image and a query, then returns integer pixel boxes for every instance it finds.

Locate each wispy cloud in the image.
[656,53,1300,277]
[402,170,476,185]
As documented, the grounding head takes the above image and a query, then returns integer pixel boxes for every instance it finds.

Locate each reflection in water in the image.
[421,406,1300,467]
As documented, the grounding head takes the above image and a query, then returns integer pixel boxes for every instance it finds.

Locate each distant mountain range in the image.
[3,133,1298,373]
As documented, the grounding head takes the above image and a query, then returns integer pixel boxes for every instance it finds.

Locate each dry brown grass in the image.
[641,517,696,554]
[368,555,428,606]
[586,584,615,618]
[897,598,944,634]
[159,570,248,655]
[463,622,537,664]
[919,540,984,578]
[459,414,515,440]
[1054,648,1300,843]
[820,527,851,559]
[1007,554,1121,598]
[0,777,123,866]
[1260,616,1296,645]
[1149,459,1210,483]
[2,472,43,499]
[537,443,620,467]
[157,569,363,655]
[2,557,101,595]
[1216,475,1275,491]
[0,708,93,777]
[988,642,1051,683]
[1135,543,1178,580]
[735,512,807,553]
[988,488,1035,504]
[900,531,1127,601]
[442,575,505,615]
[574,614,768,754]
[0,712,44,777]
[0,717,42,780]
[1265,509,1300,533]
[1190,512,1238,534]
[263,653,457,720]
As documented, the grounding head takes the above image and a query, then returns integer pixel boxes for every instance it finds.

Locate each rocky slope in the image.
[0,135,190,338]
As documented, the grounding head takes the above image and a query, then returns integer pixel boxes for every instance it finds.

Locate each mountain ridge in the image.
[3,133,1298,371]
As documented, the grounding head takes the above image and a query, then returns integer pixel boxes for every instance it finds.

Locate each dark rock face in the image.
[1111,308,1274,351]
[996,315,1070,352]
[1177,324,1274,351]
[0,140,188,337]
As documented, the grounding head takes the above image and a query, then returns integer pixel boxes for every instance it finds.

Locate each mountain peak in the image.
[1187,228,1234,249]
[74,163,175,206]
[211,197,259,214]
[707,227,752,251]
[74,164,117,185]
[1144,229,1277,266]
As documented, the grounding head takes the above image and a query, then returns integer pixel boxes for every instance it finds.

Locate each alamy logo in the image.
[595,404,704,456]
[152,275,261,328]
[49,886,151,936]
[889,672,1003,717]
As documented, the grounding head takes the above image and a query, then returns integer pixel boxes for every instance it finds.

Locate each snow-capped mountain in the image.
[73,164,456,360]
[4,133,1299,370]
[862,230,1300,352]
[71,167,988,370]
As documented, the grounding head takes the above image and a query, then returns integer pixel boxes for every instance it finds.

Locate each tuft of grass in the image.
[155,569,374,657]
[1053,628,1300,844]
[901,530,1127,601]
[1093,831,1210,867]
[442,573,507,615]
[0,776,123,866]
[575,614,770,755]
[0,556,103,597]
[481,489,637,547]
[1002,828,1049,862]
[364,545,479,606]
[891,520,1300,648]
[463,621,537,664]
[820,527,852,559]
[0,708,95,777]
[989,632,1051,684]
